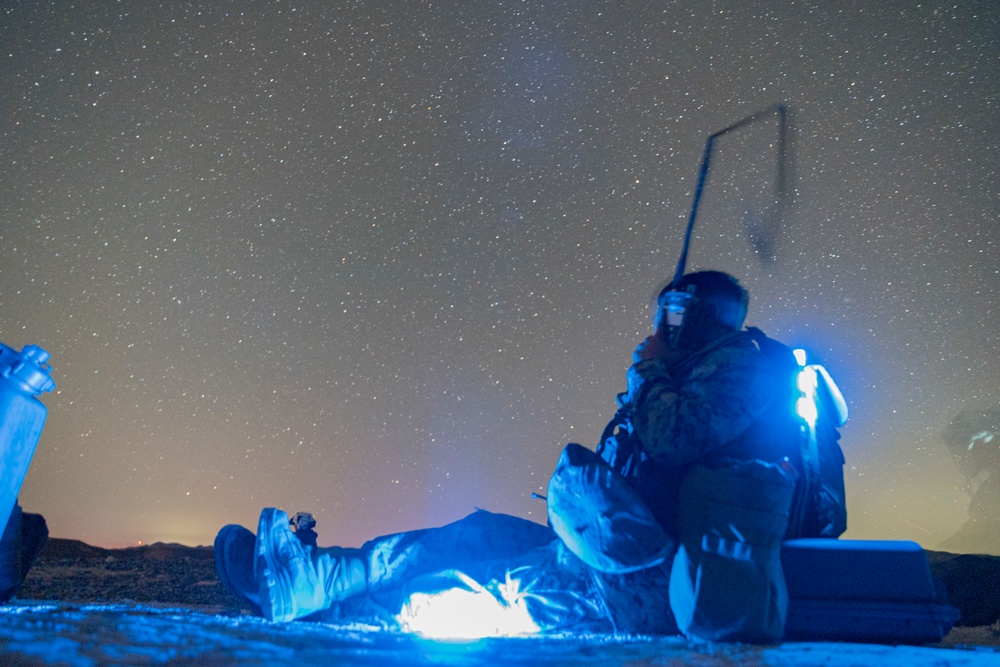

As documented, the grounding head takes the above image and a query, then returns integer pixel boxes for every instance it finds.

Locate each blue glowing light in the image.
[796,367,819,427]
[396,571,540,640]
[792,348,849,429]
[793,349,819,427]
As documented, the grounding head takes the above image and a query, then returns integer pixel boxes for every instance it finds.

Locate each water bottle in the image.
[0,343,55,537]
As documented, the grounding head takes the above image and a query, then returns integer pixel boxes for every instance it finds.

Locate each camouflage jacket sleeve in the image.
[624,336,777,469]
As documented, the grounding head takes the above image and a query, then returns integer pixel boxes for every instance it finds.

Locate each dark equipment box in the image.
[781,539,960,643]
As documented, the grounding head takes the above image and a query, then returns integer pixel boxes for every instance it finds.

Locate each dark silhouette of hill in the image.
[17,537,252,613]
[39,538,113,560]
[927,550,1000,627]
[40,538,215,561]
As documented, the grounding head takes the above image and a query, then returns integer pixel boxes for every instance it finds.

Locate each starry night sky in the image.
[2,1,998,550]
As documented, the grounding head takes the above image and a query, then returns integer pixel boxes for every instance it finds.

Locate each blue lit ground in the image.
[1,601,998,667]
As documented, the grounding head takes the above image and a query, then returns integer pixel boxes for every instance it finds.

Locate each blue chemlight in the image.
[792,348,849,429]
[793,349,819,428]
[795,376,819,427]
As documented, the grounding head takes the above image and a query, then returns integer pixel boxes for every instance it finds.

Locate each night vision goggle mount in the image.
[654,286,699,349]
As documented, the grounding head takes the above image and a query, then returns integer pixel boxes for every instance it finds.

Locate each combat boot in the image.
[255,508,367,622]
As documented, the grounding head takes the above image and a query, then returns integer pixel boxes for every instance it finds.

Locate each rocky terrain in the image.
[4,538,1000,666]
[14,538,1000,634]
[17,538,254,614]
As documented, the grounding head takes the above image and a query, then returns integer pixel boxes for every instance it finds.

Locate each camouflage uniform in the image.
[312,508,676,635]
[541,327,806,640]
[598,329,802,536]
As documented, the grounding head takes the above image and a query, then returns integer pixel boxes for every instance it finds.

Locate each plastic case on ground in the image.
[781,539,960,643]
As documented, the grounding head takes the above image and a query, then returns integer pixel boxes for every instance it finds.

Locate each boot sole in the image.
[214,524,262,615]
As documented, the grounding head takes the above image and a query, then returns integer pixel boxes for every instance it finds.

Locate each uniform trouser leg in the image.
[317,507,676,635]
[323,509,555,600]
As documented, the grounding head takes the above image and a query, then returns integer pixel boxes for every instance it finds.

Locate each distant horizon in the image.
[46,532,1000,559]
[46,535,212,550]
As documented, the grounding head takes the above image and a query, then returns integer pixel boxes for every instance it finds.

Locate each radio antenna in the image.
[672,103,788,285]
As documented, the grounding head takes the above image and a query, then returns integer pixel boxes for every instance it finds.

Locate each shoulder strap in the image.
[744,326,798,370]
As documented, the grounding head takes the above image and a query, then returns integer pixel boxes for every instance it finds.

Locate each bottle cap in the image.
[0,343,56,396]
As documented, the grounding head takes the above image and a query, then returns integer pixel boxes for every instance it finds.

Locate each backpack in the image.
[746,327,849,539]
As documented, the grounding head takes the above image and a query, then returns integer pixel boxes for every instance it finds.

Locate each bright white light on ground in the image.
[397,572,541,640]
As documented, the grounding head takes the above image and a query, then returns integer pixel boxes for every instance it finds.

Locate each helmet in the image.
[652,271,749,349]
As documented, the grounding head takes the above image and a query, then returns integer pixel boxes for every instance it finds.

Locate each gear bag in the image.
[547,443,675,574]
[669,458,797,643]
